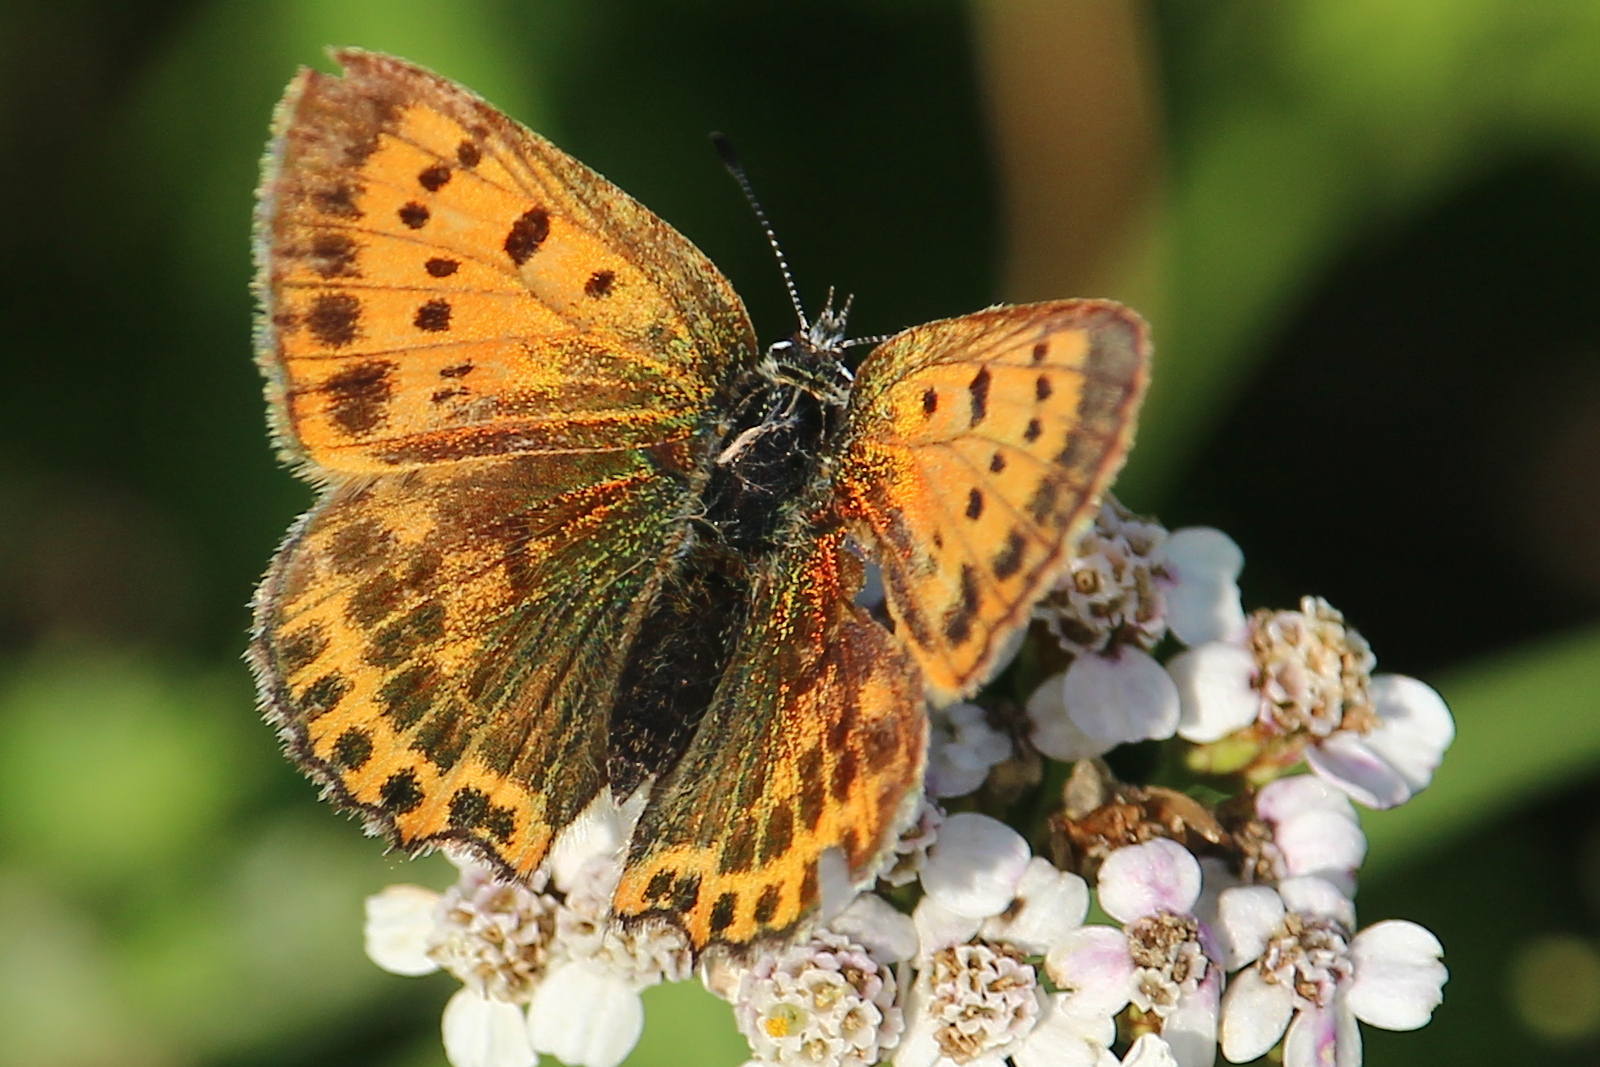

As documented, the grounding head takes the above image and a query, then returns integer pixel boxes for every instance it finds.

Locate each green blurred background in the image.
[2,1,1600,1064]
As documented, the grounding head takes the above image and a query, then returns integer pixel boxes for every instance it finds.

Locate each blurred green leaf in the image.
[627,979,747,1067]
[1365,623,1600,877]
[0,650,257,887]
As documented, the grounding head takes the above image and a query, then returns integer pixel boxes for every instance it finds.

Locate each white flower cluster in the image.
[362,500,1450,1067]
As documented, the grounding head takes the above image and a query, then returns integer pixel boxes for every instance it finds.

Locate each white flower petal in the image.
[527,960,644,1067]
[1162,527,1246,647]
[1096,838,1203,923]
[1273,810,1366,886]
[1045,926,1135,1018]
[981,857,1090,954]
[1255,775,1356,825]
[1275,878,1354,927]
[892,1016,945,1067]
[1215,886,1285,971]
[1346,920,1447,1031]
[1219,967,1294,1063]
[1281,1003,1333,1067]
[364,884,442,976]
[1171,644,1260,743]
[913,894,983,956]
[927,702,1014,798]
[1015,994,1119,1067]
[1363,675,1455,794]
[1305,734,1412,809]
[1065,648,1181,746]
[547,791,627,893]
[1028,672,1116,761]
[1159,968,1220,1067]
[830,892,919,963]
[921,812,1032,919]
[1121,1033,1181,1067]
[441,989,535,1067]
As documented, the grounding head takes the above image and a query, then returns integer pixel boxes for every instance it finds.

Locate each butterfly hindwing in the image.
[836,300,1150,702]
[256,49,756,475]
[612,530,927,949]
[251,451,693,875]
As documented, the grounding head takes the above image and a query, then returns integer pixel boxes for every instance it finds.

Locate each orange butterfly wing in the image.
[836,300,1150,702]
[256,49,754,474]
[251,51,753,878]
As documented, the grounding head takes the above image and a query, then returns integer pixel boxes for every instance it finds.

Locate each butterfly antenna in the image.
[711,133,809,332]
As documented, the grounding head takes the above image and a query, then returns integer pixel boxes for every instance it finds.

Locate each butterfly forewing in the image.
[836,300,1150,702]
[257,49,756,474]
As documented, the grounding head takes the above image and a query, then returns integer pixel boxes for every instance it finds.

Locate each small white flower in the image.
[528,958,644,1067]
[926,703,1012,798]
[1048,839,1221,1067]
[732,930,903,1067]
[920,813,1032,919]
[442,988,537,1067]
[1161,528,1246,647]
[1172,598,1455,809]
[1038,498,1170,656]
[365,883,444,977]
[1026,670,1114,761]
[1216,877,1446,1066]
[1239,776,1367,895]
[896,941,1043,1067]
[427,864,561,1003]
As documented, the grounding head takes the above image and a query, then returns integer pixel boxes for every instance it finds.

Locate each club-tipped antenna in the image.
[711,132,809,332]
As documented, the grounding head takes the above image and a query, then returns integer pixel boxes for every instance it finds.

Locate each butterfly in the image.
[248,49,1150,952]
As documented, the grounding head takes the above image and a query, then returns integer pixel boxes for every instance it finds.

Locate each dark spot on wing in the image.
[1024,418,1043,443]
[307,232,359,278]
[710,891,738,933]
[321,359,394,436]
[966,488,984,521]
[830,749,858,800]
[379,769,424,813]
[398,201,430,229]
[584,269,615,297]
[800,863,819,907]
[413,703,471,770]
[440,362,474,378]
[753,884,781,925]
[332,727,372,770]
[990,452,1007,473]
[1054,434,1089,470]
[414,298,452,332]
[312,183,362,219]
[993,529,1027,580]
[884,568,934,649]
[425,257,459,277]
[431,387,468,404]
[968,367,991,426]
[923,387,938,415]
[1031,341,1048,364]
[504,207,550,265]
[672,874,702,912]
[646,869,676,902]
[760,805,795,864]
[1028,476,1062,525]
[307,293,361,348]
[378,661,439,729]
[797,748,826,830]
[456,140,481,167]
[943,564,981,645]
[298,672,350,720]
[418,164,451,191]
[329,518,392,573]
[366,602,447,669]
[448,787,489,829]
[278,622,328,676]
[1036,374,1053,401]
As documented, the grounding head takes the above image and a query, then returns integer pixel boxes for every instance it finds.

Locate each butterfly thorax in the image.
[699,310,856,558]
